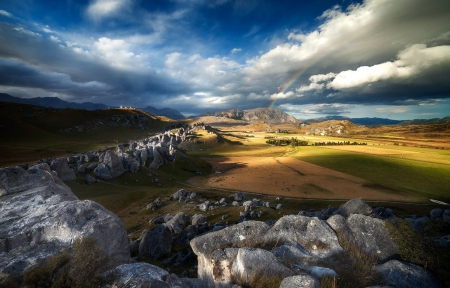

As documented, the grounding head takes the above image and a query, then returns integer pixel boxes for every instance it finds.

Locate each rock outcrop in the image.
[50,157,76,181]
[0,164,130,279]
[190,198,440,288]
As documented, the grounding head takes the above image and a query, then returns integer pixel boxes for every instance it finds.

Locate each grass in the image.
[0,102,170,167]
[385,218,450,287]
[325,230,385,288]
[292,146,450,203]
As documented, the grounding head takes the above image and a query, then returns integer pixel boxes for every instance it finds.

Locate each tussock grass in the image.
[385,218,450,287]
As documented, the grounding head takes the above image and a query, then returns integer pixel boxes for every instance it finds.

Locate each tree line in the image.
[266,137,308,146]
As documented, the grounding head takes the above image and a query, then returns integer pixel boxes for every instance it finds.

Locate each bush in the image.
[22,237,115,288]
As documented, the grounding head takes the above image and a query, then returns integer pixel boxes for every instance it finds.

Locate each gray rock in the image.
[334,198,372,217]
[305,266,337,278]
[264,215,343,258]
[86,163,97,171]
[191,221,270,256]
[344,214,398,262]
[189,192,197,199]
[233,192,246,201]
[192,214,207,226]
[272,242,314,265]
[279,275,320,288]
[139,224,172,260]
[435,234,450,247]
[327,214,345,232]
[50,157,76,182]
[407,216,429,232]
[166,212,191,234]
[103,150,125,178]
[199,201,211,211]
[375,260,439,288]
[149,216,165,225]
[231,247,294,285]
[164,213,174,223]
[85,174,96,184]
[430,208,443,220]
[232,201,240,207]
[77,165,86,173]
[94,162,113,180]
[139,149,148,166]
[0,164,69,197]
[107,263,171,288]
[263,201,270,208]
[276,203,283,210]
[149,145,165,169]
[0,165,130,276]
[444,209,450,225]
[83,153,93,162]
[172,189,186,200]
[179,196,189,203]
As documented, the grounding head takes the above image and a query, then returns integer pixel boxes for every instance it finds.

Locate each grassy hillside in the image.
[0,102,172,167]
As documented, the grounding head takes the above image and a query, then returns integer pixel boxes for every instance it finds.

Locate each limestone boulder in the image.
[326,214,346,232]
[85,174,96,184]
[139,224,172,260]
[149,145,166,169]
[231,247,294,284]
[444,209,450,225]
[191,221,270,256]
[103,150,125,178]
[375,260,439,288]
[0,164,72,197]
[279,275,320,288]
[107,263,171,288]
[50,157,76,182]
[0,164,130,277]
[333,198,372,217]
[272,242,314,266]
[264,215,343,258]
[343,214,398,262]
[430,208,443,220]
[166,212,191,234]
[94,163,112,180]
[191,214,207,226]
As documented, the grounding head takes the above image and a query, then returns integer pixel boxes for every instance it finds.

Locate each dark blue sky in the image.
[0,0,449,119]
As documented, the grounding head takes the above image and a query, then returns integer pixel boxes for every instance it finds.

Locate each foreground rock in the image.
[0,164,130,279]
[189,197,441,288]
[375,260,440,288]
[106,263,202,288]
[190,215,343,287]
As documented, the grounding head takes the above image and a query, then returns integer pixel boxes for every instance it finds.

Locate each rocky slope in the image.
[203,107,299,124]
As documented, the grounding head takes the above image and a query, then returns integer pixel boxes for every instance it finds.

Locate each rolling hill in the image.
[0,102,171,167]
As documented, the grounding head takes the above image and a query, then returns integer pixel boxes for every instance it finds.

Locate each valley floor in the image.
[201,156,427,202]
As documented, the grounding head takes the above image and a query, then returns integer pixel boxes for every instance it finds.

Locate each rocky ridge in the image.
[204,107,299,124]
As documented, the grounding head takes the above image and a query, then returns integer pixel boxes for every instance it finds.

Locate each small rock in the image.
[430,208,443,220]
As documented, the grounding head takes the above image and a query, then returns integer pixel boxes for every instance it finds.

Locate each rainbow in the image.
[263,14,384,119]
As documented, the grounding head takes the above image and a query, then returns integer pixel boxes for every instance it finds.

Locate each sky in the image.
[0,0,449,120]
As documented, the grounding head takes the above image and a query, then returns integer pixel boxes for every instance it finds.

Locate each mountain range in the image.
[0,93,185,120]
